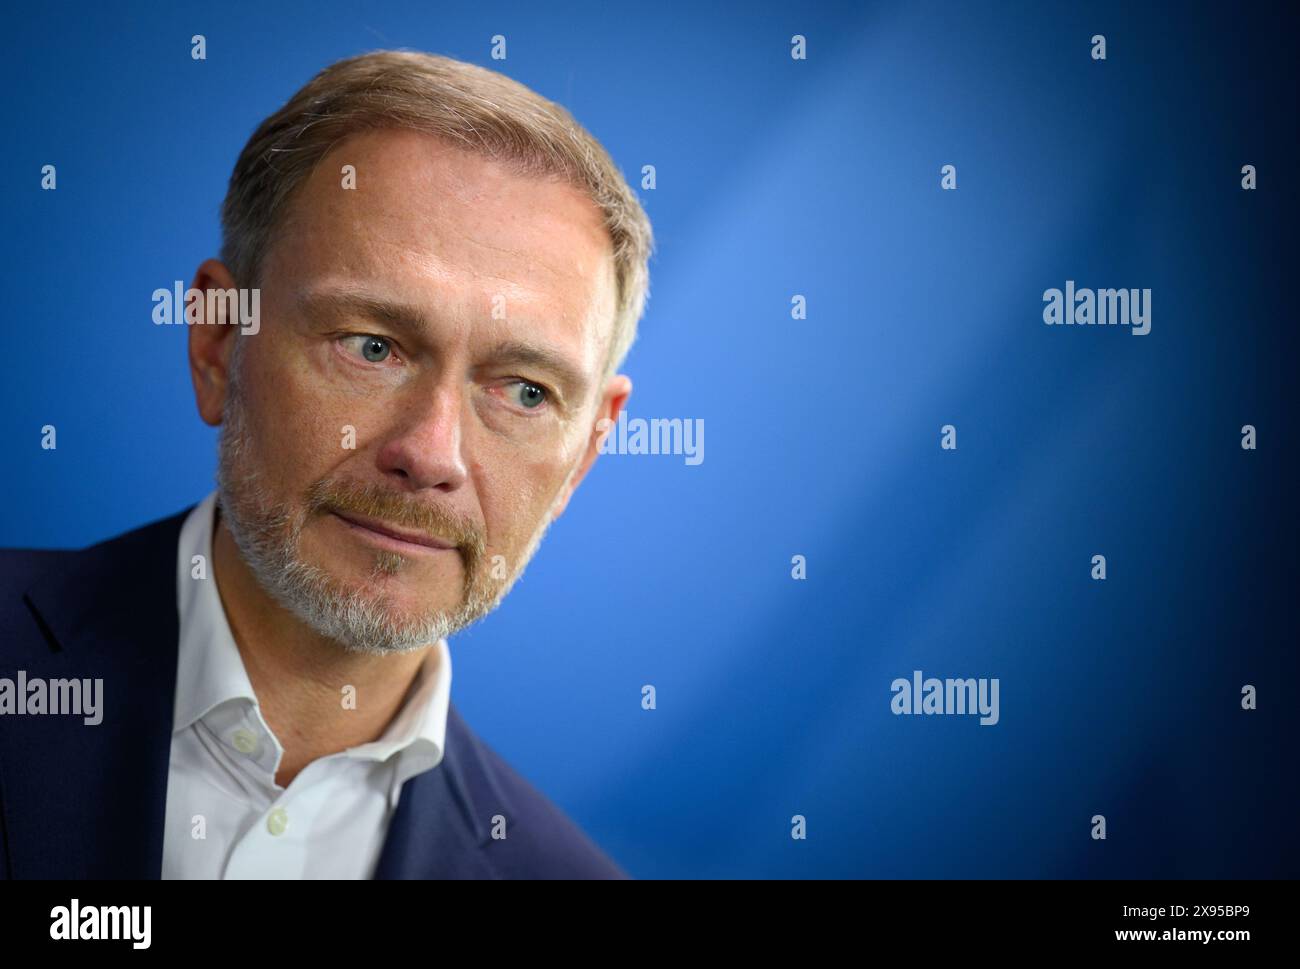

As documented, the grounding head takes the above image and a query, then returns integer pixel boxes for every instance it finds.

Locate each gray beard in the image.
[212,356,550,655]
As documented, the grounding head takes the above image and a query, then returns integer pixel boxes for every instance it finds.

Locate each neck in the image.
[211,509,432,788]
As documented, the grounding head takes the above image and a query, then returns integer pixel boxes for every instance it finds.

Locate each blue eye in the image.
[344,335,391,363]
[509,381,548,409]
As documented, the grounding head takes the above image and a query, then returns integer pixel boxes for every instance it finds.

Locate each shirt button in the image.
[267,808,289,836]
[232,728,259,754]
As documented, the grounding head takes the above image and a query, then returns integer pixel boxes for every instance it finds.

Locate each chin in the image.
[310,537,457,588]
[330,561,443,601]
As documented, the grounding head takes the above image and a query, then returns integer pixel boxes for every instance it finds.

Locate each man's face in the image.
[206,128,624,654]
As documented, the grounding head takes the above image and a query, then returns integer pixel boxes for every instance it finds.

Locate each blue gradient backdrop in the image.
[3,0,1297,877]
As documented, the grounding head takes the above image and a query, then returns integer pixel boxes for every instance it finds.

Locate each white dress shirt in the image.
[161,490,452,879]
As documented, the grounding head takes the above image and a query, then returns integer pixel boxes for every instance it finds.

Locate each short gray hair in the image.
[220,49,653,379]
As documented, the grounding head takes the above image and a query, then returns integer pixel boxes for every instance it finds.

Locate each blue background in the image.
[3,0,1297,878]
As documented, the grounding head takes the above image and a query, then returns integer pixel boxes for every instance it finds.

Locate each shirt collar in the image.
[173,490,452,783]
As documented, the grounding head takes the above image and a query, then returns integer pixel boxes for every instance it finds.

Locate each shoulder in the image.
[0,507,191,582]
[0,507,193,659]
[446,705,630,879]
[0,545,65,589]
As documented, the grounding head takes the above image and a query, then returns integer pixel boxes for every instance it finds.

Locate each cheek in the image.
[474,444,569,549]
[242,351,351,488]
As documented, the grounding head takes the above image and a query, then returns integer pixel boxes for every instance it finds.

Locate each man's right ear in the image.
[187,259,242,427]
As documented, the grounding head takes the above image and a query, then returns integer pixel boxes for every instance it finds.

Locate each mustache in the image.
[305,479,486,560]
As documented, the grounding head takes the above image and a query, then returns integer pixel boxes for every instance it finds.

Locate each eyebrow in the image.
[297,289,591,402]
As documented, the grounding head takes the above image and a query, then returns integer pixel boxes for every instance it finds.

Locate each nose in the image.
[374,378,470,493]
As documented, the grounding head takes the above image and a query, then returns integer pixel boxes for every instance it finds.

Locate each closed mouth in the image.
[330,510,456,551]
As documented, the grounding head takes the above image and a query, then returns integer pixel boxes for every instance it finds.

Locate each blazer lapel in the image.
[3,505,496,880]
[373,705,495,879]
[2,509,189,879]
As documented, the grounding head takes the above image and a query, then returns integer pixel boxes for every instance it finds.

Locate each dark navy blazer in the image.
[0,505,628,879]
